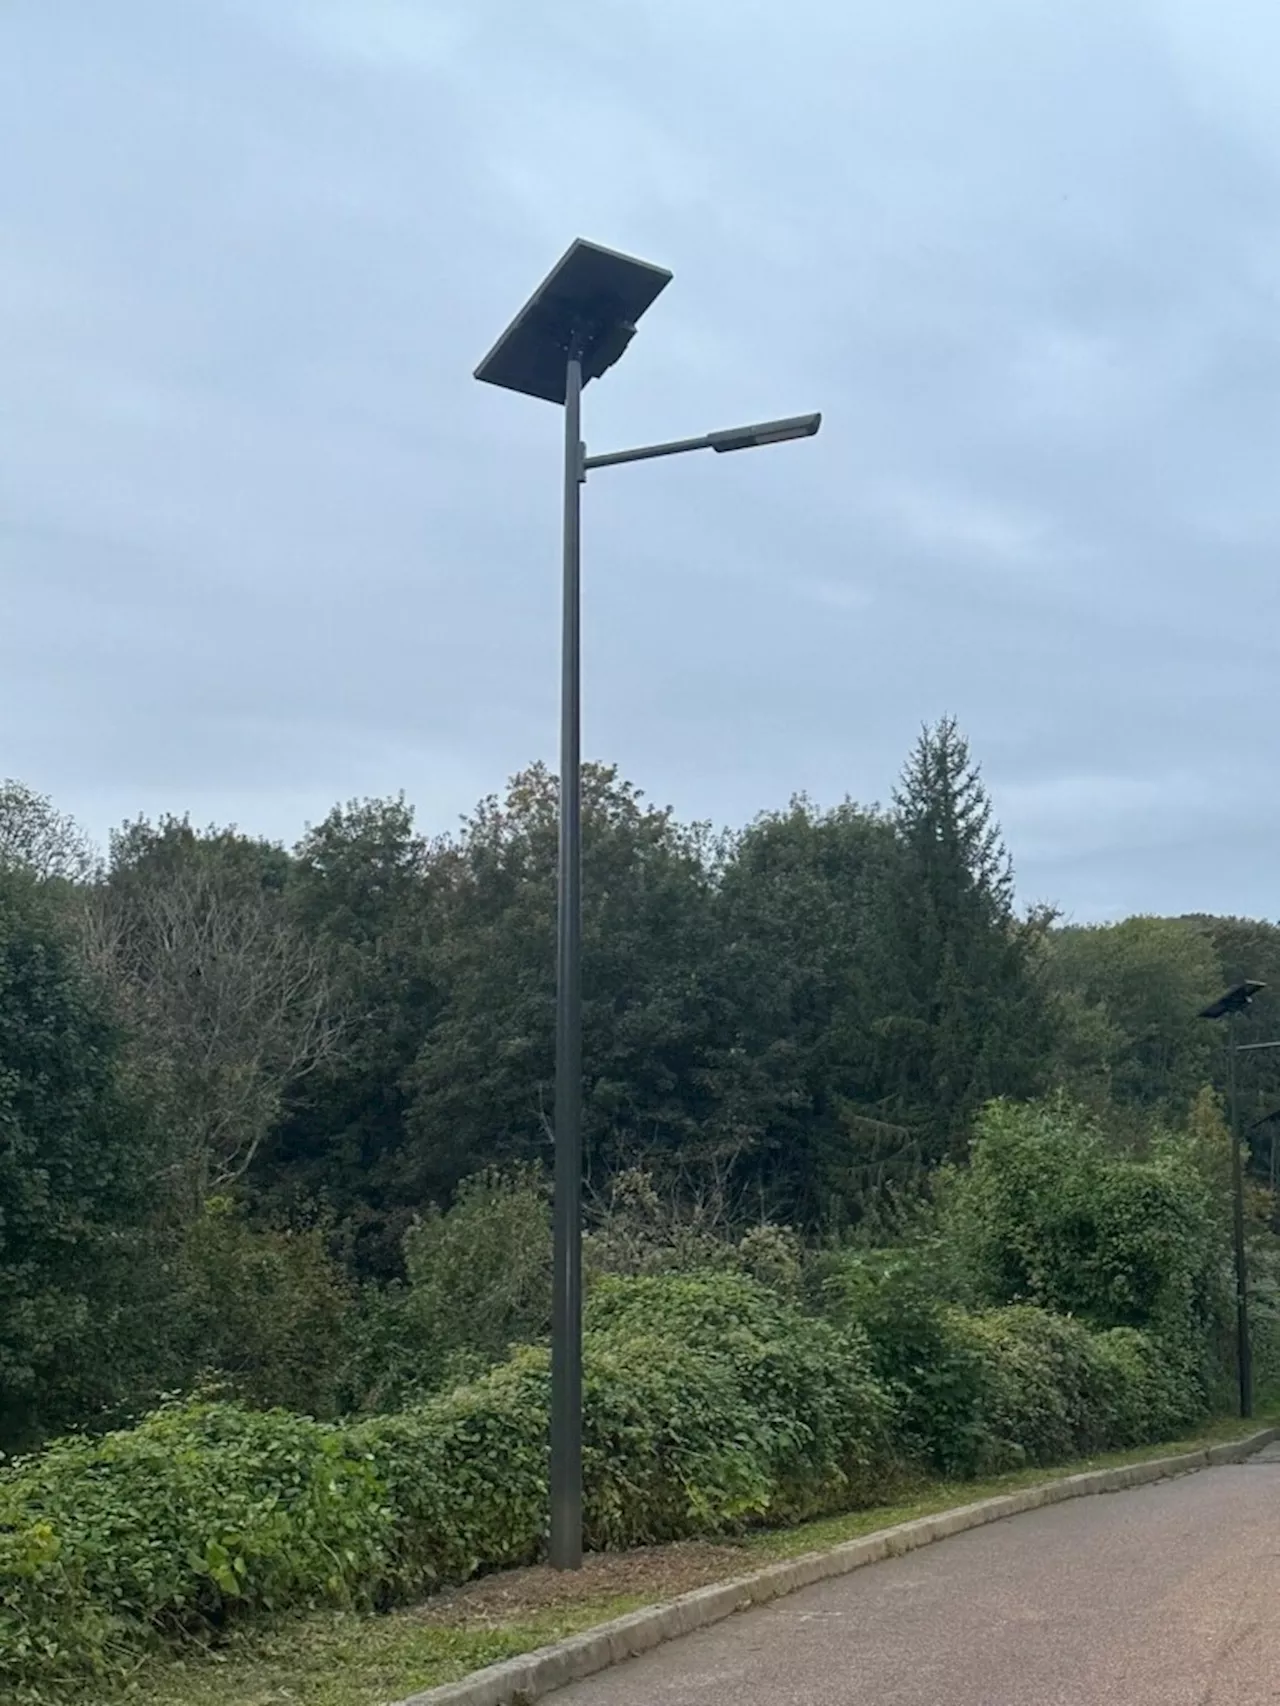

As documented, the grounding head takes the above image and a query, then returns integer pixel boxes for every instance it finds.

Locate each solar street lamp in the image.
[476,239,822,1568]
[1198,979,1270,1418]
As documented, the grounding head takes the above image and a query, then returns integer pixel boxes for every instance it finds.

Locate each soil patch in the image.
[416,1540,756,1628]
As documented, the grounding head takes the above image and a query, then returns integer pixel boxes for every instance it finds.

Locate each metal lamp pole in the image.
[550,373,819,1567]
[1199,979,1271,1420]
[552,346,585,1564]
[1224,1034,1280,1418]
[476,239,821,1570]
[1227,1016,1252,1419]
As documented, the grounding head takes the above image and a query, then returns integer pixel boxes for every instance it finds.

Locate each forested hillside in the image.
[2,719,1276,1452]
[7,720,1280,1698]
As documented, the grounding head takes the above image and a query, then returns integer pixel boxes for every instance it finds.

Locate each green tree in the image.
[877,718,1054,1160]
[1045,916,1223,1115]
[710,798,909,1226]
[0,778,99,884]
[251,796,450,1276]
[402,764,724,1206]
[1182,915,1280,1180]
[0,867,157,1448]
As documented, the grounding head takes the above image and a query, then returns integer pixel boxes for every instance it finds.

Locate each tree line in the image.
[1,718,1277,1450]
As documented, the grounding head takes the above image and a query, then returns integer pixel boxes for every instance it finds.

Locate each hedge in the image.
[0,1403,389,1698]
[952,1306,1203,1469]
[0,1270,1207,1699]
[0,1272,891,1696]
[582,1273,892,1528]
[813,1251,1208,1477]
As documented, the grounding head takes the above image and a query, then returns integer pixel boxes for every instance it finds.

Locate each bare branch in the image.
[82,841,347,1211]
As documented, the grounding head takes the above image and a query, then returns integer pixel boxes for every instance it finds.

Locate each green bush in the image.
[0,1266,1212,1700]
[811,1241,1207,1476]
[810,1248,990,1476]
[950,1306,1202,1469]
[1249,1236,1280,1406]
[169,1200,353,1418]
[339,1168,815,1420]
[944,1097,1222,1345]
[585,1271,893,1526]
[582,1332,774,1544]
[951,1306,1112,1465]
[369,1270,895,1587]
[0,1272,895,1697]
[347,1352,550,1599]
[0,1402,388,1697]
[339,1166,553,1414]
[1090,1326,1202,1446]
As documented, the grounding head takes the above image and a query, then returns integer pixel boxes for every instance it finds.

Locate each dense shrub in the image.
[943,1097,1222,1345]
[365,1270,895,1582]
[951,1307,1202,1469]
[1249,1237,1280,1405]
[0,1402,388,1698]
[169,1200,353,1418]
[810,1248,990,1476]
[585,1271,893,1524]
[339,1172,812,1418]
[0,1262,1218,1700]
[339,1166,552,1413]
[811,1243,1208,1477]
[1090,1326,1203,1446]
[348,1351,550,1599]
[582,1333,774,1543]
[0,1272,894,1696]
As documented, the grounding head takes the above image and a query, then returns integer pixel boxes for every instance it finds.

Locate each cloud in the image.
[796,579,875,613]
[998,770,1215,860]
[867,483,1055,570]
[1162,0,1280,165]
[259,1,473,74]
[4,0,1280,922]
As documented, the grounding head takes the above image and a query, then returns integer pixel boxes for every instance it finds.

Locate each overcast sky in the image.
[3,1,1280,921]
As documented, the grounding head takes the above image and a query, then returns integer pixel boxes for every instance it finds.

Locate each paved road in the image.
[556,1453,1280,1705]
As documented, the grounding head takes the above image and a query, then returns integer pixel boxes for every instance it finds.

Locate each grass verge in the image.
[122,1413,1272,1706]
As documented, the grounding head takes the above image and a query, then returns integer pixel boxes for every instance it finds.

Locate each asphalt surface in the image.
[555,1452,1280,1705]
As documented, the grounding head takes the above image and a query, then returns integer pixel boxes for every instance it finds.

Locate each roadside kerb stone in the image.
[391,1427,1278,1706]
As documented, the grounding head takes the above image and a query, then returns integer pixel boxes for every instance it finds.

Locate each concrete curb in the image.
[391,1427,1278,1706]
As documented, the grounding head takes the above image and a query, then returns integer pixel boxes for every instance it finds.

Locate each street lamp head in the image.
[708,412,822,453]
[474,238,672,405]
[1198,980,1267,1020]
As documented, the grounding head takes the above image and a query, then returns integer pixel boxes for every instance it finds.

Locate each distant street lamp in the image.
[475,239,822,1570]
[1198,979,1271,1418]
